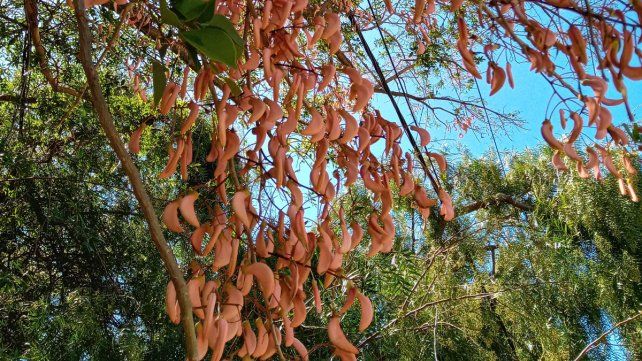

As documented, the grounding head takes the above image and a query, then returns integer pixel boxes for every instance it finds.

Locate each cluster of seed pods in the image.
[123,1,450,359]
[116,0,642,358]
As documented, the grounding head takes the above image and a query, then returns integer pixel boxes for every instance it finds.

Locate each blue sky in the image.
[368,40,642,162]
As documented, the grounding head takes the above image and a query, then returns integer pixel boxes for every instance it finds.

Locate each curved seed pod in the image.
[585,147,599,169]
[627,181,639,202]
[334,347,357,361]
[563,142,582,162]
[438,188,455,221]
[162,199,183,233]
[337,109,359,144]
[559,109,567,129]
[414,185,437,208]
[195,323,208,360]
[309,16,326,48]
[227,238,240,278]
[414,0,426,23]
[327,316,359,354]
[356,290,373,332]
[165,280,180,324]
[187,277,204,319]
[350,221,364,250]
[489,63,506,96]
[211,318,229,361]
[318,63,336,91]
[180,102,200,135]
[259,329,277,360]
[410,125,431,147]
[338,287,356,315]
[596,107,612,140]
[128,122,147,154]
[239,269,255,296]
[608,126,630,146]
[427,152,447,173]
[597,146,622,178]
[312,280,322,314]
[329,250,343,271]
[220,283,243,322]
[576,161,590,179]
[291,293,307,327]
[160,83,180,115]
[506,62,514,88]
[244,262,275,299]
[291,337,309,361]
[541,119,564,150]
[568,112,583,143]
[242,320,257,356]
[252,319,269,358]
[179,67,190,99]
[249,98,267,123]
[190,223,209,255]
[201,280,217,307]
[399,172,414,196]
[321,12,340,39]
[301,108,325,136]
[232,191,251,228]
[622,154,638,175]
[212,235,233,271]
[242,48,261,72]
[552,150,568,171]
[282,314,294,347]
[618,178,628,195]
[179,192,200,228]
[316,233,333,275]
[264,98,283,126]
[159,137,185,179]
[255,224,270,258]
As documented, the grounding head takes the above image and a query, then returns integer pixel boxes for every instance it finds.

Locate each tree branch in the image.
[70,1,198,359]
[23,0,82,98]
[0,94,36,103]
[574,312,642,360]
[458,193,533,216]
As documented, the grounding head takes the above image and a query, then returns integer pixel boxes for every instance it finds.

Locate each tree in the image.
[2,0,641,359]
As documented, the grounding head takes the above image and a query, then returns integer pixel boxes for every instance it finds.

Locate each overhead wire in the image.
[348,12,441,193]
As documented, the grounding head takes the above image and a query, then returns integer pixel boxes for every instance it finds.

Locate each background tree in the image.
[1,0,641,359]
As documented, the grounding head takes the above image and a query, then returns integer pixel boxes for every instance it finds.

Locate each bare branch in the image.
[69,1,198,359]
[458,193,533,216]
[23,0,82,98]
[574,312,642,360]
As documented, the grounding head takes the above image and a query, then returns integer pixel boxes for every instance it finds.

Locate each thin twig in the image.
[573,312,642,360]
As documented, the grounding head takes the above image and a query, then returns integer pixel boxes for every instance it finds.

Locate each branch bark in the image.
[458,193,533,216]
[69,1,198,359]
[573,312,642,360]
[23,0,82,98]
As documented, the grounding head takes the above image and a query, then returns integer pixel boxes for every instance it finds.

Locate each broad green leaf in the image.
[196,0,216,23]
[203,15,243,46]
[172,0,210,21]
[152,60,167,106]
[181,27,239,66]
[160,0,182,27]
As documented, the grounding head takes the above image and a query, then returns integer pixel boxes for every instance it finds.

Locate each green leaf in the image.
[152,60,167,106]
[181,27,239,67]
[160,0,182,27]
[172,0,210,21]
[202,15,243,46]
[196,0,216,23]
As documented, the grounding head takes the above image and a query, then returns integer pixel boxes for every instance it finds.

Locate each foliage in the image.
[1,0,642,359]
